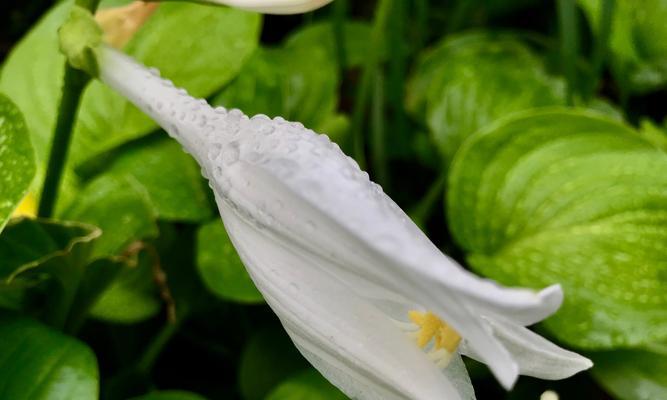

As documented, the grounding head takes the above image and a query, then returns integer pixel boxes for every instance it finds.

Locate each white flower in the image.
[180,0,332,14]
[98,46,592,399]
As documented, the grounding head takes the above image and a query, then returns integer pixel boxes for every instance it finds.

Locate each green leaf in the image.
[407,32,565,164]
[100,136,212,222]
[639,119,667,153]
[0,0,260,184]
[448,108,667,348]
[0,93,35,232]
[266,369,347,400]
[579,0,667,93]
[214,44,339,138]
[0,218,101,327]
[196,220,263,304]
[239,328,309,400]
[129,391,208,400]
[62,174,158,258]
[285,20,378,68]
[89,250,161,323]
[0,313,99,400]
[591,348,667,400]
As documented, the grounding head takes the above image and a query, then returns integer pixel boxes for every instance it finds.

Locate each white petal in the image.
[461,317,593,380]
[193,0,332,14]
[218,198,474,400]
[96,46,565,389]
[99,45,558,325]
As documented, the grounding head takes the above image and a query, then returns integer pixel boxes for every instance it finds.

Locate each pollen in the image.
[408,310,461,353]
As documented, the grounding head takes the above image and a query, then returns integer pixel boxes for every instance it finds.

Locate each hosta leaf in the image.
[0,313,99,400]
[101,136,212,222]
[0,218,101,327]
[285,20,378,68]
[0,93,35,232]
[89,250,160,323]
[266,370,347,400]
[639,119,667,152]
[448,108,667,348]
[214,44,343,141]
[72,2,261,166]
[62,174,158,258]
[0,0,260,183]
[591,347,667,400]
[407,32,565,164]
[579,0,667,93]
[196,220,262,304]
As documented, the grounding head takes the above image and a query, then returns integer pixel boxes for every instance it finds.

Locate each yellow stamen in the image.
[408,310,461,353]
[12,193,37,218]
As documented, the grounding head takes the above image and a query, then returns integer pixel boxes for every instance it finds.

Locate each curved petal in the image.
[219,199,474,400]
[98,46,558,324]
[461,317,593,380]
[193,0,332,14]
[97,46,568,389]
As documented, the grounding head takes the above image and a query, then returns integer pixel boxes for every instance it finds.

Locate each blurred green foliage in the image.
[0,0,666,399]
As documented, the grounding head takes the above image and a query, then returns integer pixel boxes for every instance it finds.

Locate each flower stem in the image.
[38,0,101,217]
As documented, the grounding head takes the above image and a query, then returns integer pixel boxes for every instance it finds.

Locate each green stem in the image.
[591,0,615,83]
[136,315,185,373]
[409,171,448,229]
[38,0,101,217]
[350,0,393,170]
[415,0,429,51]
[557,0,579,105]
[38,68,89,217]
[371,71,387,187]
[331,0,348,71]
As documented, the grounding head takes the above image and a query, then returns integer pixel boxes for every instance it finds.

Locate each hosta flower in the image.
[168,0,333,14]
[97,45,592,399]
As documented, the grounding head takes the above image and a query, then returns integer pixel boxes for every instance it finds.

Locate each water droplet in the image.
[222,142,240,166]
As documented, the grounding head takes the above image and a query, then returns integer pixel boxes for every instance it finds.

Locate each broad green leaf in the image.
[285,20,378,68]
[448,108,667,348]
[407,32,565,164]
[0,93,35,232]
[239,329,309,400]
[0,313,99,400]
[579,0,667,93]
[101,136,212,222]
[639,119,667,153]
[196,220,262,303]
[72,2,261,166]
[130,391,208,400]
[0,0,260,184]
[591,348,667,400]
[62,174,158,258]
[66,257,124,331]
[266,370,347,400]
[0,218,101,327]
[89,250,161,323]
[214,44,340,139]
